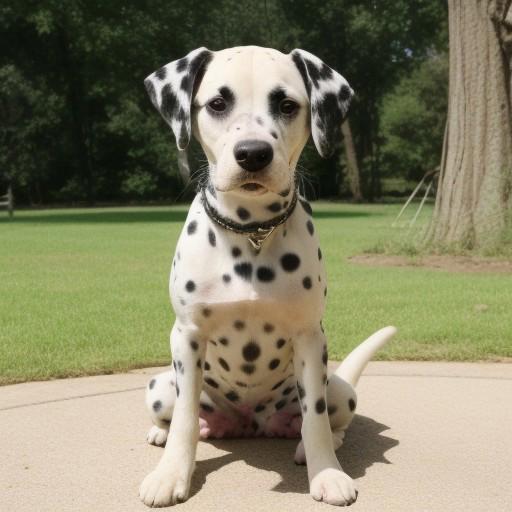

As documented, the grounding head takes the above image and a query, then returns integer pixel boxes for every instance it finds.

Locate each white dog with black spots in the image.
[140,45,396,508]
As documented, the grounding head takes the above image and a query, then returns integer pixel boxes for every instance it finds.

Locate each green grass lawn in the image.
[1,203,511,385]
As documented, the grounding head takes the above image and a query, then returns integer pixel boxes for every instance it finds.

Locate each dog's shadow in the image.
[189,414,398,497]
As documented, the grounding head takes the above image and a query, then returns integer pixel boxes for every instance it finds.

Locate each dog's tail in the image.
[334,326,397,388]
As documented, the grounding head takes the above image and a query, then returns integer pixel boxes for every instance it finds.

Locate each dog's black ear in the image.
[290,49,354,158]
[144,47,213,150]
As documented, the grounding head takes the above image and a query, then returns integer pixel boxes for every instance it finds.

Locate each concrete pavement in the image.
[1,362,511,511]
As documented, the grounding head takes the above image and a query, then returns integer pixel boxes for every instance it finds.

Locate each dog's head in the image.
[145,46,353,198]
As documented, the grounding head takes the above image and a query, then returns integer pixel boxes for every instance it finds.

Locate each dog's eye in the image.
[207,97,227,112]
[279,99,299,115]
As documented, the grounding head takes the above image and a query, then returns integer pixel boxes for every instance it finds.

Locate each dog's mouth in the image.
[240,182,267,195]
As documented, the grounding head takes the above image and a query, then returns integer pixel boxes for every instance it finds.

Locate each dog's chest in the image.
[170,195,326,322]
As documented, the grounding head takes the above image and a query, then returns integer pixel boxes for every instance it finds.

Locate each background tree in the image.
[0,0,448,204]
[426,0,512,251]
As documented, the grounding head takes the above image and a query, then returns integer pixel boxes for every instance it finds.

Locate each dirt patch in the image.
[349,254,512,273]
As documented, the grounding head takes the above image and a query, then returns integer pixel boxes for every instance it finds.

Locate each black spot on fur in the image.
[218,357,230,372]
[187,220,197,235]
[208,229,216,247]
[280,253,301,272]
[177,360,183,374]
[234,262,253,281]
[236,207,250,221]
[263,323,274,333]
[176,57,188,73]
[190,340,199,351]
[300,199,312,216]
[339,84,352,102]
[269,358,280,370]
[185,280,196,292]
[313,91,344,156]
[272,379,285,390]
[225,390,239,402]
[160,83,178,123]
[180,74,191,93]
[306,220,314,235]
[202,308,211,317]
[267,202,281,213]
[176,383,180,396]
[219,337,229,346]
[276,338,286,349]
[242,341,260,362]
[254,404,266,413]
[271,131,278,139]
[241,364,255,375]
[205,377,219,388]
[348,398,356,412]
[303,276,312,289]
[222,273,231,283]
[204,361,211,371]
[155,66,167,80]
[282,386,294,396]
[275,399,287,410]
[297,382,305,399]
[268,86,287,119]
[315,398,326,414]
[197,358,202,369]
[152,400,162,412]
[328,405,338,415]
[322,345,328,365]
[232,246,242,258]
[149,379,156,390]
[234,320,245,330]
[200,402,214,413]
[257,266,275,282]
[318,247,322,260]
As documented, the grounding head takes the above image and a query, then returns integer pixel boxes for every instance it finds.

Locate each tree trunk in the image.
[426,0,512,250]
[341,120,362,201]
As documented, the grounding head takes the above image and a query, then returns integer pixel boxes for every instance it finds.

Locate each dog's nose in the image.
[234,140,273,172]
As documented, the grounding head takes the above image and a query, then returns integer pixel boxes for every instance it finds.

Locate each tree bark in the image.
[426,0,512,250]
[341,120,363,201]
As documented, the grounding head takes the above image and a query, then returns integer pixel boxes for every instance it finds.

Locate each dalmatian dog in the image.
[140,46,396,507]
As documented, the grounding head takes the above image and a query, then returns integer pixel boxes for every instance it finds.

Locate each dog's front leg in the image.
[294,327,358,506]
[140,323,205,507]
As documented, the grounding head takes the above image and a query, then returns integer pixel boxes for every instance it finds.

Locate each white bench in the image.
[0,185,13,218]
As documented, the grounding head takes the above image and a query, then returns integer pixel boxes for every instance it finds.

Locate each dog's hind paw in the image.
[295,429,345,465]
[146,425,169,446]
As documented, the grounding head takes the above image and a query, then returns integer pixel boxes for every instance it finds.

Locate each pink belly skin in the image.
[199,407,302,439]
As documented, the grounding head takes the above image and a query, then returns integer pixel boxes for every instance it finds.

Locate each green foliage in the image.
[380,53,449,181]
[0,0,448,204]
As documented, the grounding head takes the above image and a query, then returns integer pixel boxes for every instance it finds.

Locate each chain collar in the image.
[200,188,298,252]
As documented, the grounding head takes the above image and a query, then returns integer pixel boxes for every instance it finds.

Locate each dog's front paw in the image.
[146,425,169,447]
[310,468,358,506]
[139,464,192,507]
